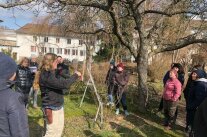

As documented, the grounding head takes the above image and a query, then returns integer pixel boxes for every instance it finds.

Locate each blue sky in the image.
[0,1,47,30]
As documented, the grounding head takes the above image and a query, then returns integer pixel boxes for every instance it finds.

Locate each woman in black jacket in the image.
[39,53,81,137]
[15,57,33,107]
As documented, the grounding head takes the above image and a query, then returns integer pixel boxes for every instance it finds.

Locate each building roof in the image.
[16,23,83,39]
[0,39,16,47]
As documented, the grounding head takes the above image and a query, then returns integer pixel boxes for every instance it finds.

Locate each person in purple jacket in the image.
[162,69,182,130]
[0,52,29,137]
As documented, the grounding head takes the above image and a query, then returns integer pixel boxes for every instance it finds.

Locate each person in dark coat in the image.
[186,69,207,133]
[183,64,202,132]
[39,53,81,137]
[56,56,71,95]
[29,55,39,108]
[0,52,29,137]
[56,56,70,79]
[113,63,130,116]
[15,57,33,107]
[194,96,207,137]
[105,60,116,106]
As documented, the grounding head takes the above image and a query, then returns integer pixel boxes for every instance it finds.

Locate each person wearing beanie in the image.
[186,69,207,135]
[0,52,29,137]
[105,60,116,106]
[113,63,130,116]
[162,69,182,130]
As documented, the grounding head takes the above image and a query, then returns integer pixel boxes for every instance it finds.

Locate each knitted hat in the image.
[110,60,115,66]
[0,52,17,80]
[117,63,124,69]
[193,69,206,78]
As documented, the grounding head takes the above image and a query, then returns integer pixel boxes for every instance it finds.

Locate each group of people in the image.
[160,63,207,136]
[0,52,81,137]
[1,51,207,137]
[105,60,130,116]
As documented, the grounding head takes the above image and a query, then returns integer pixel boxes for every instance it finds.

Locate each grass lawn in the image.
[28,82,185,137]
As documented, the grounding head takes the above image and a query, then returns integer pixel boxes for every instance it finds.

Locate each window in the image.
[67,49,70,55]
[79,40,83,45]
[72,49,76,55]
[44,37,48,42]
[80,50,85,56]
[64,49,67,55]
[67,39,71,44]
[57,48,62,54]
[56,38,60,43]
[49,48,54,53]
[41,47,47,53]
[33,36,37,42]
[76,50,78,55]
[31,46,36,52]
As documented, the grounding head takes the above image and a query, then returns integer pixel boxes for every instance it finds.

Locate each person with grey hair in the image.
[0,52,29,137]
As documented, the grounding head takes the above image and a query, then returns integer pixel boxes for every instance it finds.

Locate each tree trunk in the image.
[137,39,148,112]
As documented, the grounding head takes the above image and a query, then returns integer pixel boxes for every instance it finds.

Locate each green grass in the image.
[28,83,185,137]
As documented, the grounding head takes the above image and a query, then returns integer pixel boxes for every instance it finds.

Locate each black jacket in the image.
[187,78,207,110]
[194,97,207,137]
[56,63,70,79]
[0,80,29,137]
[39,70,78,107]
[15,65,32,93]
[105,67,116,85]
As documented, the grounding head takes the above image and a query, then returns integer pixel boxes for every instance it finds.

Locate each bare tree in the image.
[2,0,207,112]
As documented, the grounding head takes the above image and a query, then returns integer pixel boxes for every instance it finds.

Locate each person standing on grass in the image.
[39,53,81,137]
[113,63,130,116]
[105,60,116,106]
[162,69,182,130]
[183,64,202,132]
[186,69,207,134]
[0,52,29,137]
[29,55,39,108]
[15,57,33,108]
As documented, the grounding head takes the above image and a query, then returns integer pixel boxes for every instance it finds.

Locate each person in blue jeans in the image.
[113,63,129,116]
[105,60,116,106]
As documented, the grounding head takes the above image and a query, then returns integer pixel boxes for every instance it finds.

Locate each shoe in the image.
[124,110,129,116]
[115,109,119,115]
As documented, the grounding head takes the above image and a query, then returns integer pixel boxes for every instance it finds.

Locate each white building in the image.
[0,28,19,59]
[16,23,88,61]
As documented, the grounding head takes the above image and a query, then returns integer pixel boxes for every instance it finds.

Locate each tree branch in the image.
[154,36,207,54]
[144,10,200,16]
[0,0,33,8]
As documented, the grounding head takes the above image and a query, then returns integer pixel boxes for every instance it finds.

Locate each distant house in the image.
[0,28,18,59]
[16,23,88,61]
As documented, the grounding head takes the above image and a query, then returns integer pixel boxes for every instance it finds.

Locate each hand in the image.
[75,71,82,77]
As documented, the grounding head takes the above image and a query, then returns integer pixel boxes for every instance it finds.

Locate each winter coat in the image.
[163,78,182,102]
[163,71,185,86]
[113,71,129,93]
[39,70,78,107]
[15,65,33,93]
[187,78,207,110]
[0,80,29,137]
[105,67,116,85]
[56,63,70,79]
[194,97,207,137]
